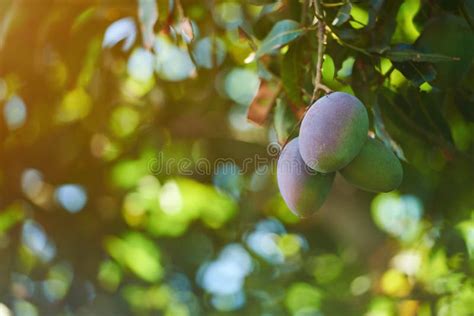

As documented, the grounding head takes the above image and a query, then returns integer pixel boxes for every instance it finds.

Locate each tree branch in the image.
[310,0,328,103]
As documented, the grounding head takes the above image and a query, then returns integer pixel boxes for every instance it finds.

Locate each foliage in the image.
[0,0,473,315]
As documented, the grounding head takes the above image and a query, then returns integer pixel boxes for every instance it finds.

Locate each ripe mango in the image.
[299,92,369,173]
[277,138,335,218]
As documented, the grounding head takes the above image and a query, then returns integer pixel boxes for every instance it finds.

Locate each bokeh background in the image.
[0,0,473,315]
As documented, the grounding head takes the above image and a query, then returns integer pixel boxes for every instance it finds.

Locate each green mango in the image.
[340,137,403,192]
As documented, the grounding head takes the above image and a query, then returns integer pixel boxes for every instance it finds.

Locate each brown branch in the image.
[301,0,308,24]
[310,0,327,104]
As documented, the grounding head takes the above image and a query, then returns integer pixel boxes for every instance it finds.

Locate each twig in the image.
[326,24,372,56]
[301,0,308,24]
[317,83,332,93]
[320,1,346,7]
[310,0,327,103]
[282,0,331,148]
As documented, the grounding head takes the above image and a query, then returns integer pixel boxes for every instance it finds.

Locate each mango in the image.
[277,138,335,218]
[299,92,369,173]
[339,137,403,192]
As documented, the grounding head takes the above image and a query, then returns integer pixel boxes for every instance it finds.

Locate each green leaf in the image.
[415,14,474,88]
[332,3,352,26]
[392,61,436,86]
[138,0,158,49]
[322,54,335,82]
[372,103,406,160]
[384,50,459,63]
[281,42,304,105]
[105,232,163,283]
[461,0,474,29]
[274,98,296,144]
[256,20,306,58]
[389,44,437,85]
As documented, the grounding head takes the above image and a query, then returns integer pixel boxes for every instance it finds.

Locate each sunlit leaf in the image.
[310,254,344,284]
[78,38,101,87]
[105,232,163,282]
[322,54,335,81]
[392,0,421,43]
[110,106,140,138]
[102,17,136,51]
[13,300,38,316]
[56,88,92,124]
[256,20,306,58]
[138,0,158,49]
[350,4,369,29]
[285,283,322,314]
[380,269,412,297]
[110,155,151,189]
[0,202,25,233]
[71,7,96,33]
[457,216,474,259]
[98,260,122,292]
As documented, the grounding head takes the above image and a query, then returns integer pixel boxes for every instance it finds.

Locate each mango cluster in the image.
[277,92,403,218]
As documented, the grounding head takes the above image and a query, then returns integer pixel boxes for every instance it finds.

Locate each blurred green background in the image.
[0,0,473,315]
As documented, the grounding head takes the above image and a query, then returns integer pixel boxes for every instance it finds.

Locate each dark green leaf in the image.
[415,14,474,88]
[384,50,459,63]
[390,44,437,85]
[332,3,352,26]
[461,0,474,28]
[392,61,437,86]
[372,102,406,160]
[273,98,296,144]
[281,43,304,106]
[256,20,306,58]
